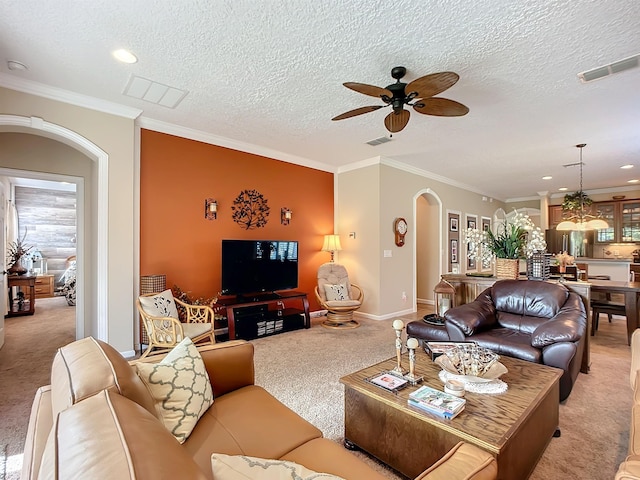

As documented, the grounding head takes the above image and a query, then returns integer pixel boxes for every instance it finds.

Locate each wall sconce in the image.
[205,198,218,220]
[281,207,292,225]
[321,234,342,263]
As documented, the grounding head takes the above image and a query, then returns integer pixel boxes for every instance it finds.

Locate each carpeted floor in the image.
[0,299,632,479]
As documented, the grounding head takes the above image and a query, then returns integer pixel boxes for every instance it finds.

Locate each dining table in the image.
[589,279,640,345]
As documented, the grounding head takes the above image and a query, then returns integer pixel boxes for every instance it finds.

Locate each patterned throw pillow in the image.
[136,338,213,443]
[324,283,349,301]
[139,289,180,319]
[210,454,345,480]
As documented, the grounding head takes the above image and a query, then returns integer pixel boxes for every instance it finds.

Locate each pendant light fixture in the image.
[556,144,609,231]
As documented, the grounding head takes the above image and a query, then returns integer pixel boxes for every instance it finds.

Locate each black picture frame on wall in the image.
[451,239,458,263]
[450,218,459,232]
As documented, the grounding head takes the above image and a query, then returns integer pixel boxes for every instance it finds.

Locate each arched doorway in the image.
[413,188,443,311]
[0,115,109,341]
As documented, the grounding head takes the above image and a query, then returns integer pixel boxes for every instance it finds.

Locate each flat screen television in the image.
[221,240,298,296]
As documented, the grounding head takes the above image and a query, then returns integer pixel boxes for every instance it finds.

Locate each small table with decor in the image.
[339,350,561,480]
[6,275,36,317]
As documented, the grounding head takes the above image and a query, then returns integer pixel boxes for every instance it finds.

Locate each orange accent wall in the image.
[140,130,334,310]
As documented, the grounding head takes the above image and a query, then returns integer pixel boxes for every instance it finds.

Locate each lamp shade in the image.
[321,234,342,252]
[556,220,578,231]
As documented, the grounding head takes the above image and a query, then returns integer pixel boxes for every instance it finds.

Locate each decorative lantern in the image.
[434,276,456,318]
[526,252,552,281]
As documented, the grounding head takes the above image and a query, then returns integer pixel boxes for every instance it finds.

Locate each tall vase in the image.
[7,259,28,275]
[495,258,519,280]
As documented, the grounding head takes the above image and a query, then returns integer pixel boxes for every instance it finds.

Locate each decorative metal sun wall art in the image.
[231,189,270,229]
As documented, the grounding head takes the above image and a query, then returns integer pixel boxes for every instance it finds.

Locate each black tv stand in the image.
[236,292,281,303]
[218,291,310,340]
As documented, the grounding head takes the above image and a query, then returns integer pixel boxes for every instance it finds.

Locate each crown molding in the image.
[0,73,143,119]
[337,155,382,173]
[546,185,640,200]
[137,116,335,173]
[379,156,501,201]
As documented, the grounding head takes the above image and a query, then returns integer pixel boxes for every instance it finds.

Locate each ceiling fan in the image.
[332,66,469,133]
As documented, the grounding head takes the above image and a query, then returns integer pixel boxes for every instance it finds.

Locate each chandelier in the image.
[556,144,609,231]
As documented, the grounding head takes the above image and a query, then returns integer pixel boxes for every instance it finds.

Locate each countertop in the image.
[575,257,633,263]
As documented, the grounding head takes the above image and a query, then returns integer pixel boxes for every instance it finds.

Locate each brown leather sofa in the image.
[22,337,497,480]
[410,280,587,402]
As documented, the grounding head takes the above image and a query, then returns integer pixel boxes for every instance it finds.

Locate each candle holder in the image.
[404,337,423,385]
[391,319,407,375]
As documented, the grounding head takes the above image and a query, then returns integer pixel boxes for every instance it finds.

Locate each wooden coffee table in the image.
[339,351,562,480]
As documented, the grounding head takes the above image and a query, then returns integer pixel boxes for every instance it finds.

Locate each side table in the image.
[7,275,36,317]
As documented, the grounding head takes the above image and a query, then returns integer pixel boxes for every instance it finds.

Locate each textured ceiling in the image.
[1,0,639,201]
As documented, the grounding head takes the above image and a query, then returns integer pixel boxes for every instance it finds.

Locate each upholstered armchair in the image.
[315,263,364,329]
[137,289,215,358]
[443,280,587,401]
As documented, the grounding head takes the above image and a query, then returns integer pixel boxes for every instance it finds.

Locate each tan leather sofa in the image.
[21,337,497,480]
[616,328,640,479]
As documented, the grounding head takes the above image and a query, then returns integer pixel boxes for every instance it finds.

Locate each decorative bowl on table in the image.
[435,344,507,383]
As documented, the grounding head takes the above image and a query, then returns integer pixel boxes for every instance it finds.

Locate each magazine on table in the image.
[408,385,466,417]
[367,372,409,392]
[408,397,466,419]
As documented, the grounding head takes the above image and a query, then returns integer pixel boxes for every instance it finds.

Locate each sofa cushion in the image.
[38,389,207,480]
[136,337,214,444]
[183,385,322,478]
[470,330,542,363]
[280,438,389,480]
[139,288,180,319]
[50,336,156,418]
[491,280,568,318]
[210,453,344,479]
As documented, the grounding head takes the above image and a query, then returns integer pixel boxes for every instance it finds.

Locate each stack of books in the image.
[408,385,466,419]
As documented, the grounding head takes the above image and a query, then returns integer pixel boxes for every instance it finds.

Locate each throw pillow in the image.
[136,337,213,443]
[324,283,349,301]
[210,454,345,480]
[139,289,180,319]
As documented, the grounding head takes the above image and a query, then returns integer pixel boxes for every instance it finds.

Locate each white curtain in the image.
[6,199,18,244]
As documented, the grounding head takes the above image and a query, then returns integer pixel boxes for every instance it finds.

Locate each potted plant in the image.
[6,236,33,276]
[464,211,547,279]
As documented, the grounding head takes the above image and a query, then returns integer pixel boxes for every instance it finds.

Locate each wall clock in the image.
[394,217,408,247]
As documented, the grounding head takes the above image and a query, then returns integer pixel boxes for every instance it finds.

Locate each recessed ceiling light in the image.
[558,187,568,191]
[621,164,634,169]
[628,179,639,183]
[112,49,138,64]
[7,60,28,71]
[542,175,552,180]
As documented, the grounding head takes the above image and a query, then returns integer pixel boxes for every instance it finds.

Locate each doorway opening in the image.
[0,168,81,340]
[414,189,443,311]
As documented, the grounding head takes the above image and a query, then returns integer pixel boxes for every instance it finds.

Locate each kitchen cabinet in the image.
[551,198,640,244]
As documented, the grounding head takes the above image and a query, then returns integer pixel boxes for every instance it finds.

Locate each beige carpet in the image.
[0,300,632,479]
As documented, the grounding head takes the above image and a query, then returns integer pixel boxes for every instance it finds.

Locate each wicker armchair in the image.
[137,289,215,358]
[314,263,364,329]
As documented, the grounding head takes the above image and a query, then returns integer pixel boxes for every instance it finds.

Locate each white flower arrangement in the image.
[464,211,547,263]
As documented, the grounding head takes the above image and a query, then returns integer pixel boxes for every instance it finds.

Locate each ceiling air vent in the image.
[578,54,639,83]
[366,136,392,146]
[123,75,188,108]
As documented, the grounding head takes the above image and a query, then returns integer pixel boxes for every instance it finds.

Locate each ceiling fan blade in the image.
[343,82,393,99]
[332,105,384,121]
[413,98,469,117]
[405,72,460,99]
[384,109,410,133]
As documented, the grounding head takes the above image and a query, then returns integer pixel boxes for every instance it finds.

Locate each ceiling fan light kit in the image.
[332,66,469,133]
